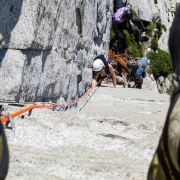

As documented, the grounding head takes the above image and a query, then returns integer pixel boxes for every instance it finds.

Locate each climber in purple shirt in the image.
[113,7,149,44]
[113,7,130,25]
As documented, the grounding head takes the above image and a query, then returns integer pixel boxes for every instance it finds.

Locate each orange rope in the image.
[1,80,102,124]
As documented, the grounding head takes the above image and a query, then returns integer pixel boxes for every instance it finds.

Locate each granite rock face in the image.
[0,0,113,102]
[0,0,177,102]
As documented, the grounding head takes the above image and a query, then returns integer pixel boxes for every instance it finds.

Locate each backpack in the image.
[114,0,127,13]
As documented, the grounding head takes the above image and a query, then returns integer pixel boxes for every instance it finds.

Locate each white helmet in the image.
[93,59,104,71]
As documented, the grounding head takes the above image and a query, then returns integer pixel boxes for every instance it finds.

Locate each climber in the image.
[92,55,124,88]
[126,57,148,89]
[147,5,180,179]
[112,7,149,44]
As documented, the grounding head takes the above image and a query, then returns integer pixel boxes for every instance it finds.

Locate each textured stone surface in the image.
[0,0,113,103]
[4,85,170,180]
[0,0,176,102]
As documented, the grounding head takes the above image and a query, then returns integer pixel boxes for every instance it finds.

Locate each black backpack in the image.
[114,0,127,13]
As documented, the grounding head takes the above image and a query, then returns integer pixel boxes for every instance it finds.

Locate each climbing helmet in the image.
[127,60,137,69]
[124,10,133,20]
[93,59,104,72]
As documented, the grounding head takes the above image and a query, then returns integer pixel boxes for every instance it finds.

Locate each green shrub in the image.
[147,49,173,78]
[110,25,116,40]
[171,11,175,16]
[161,24,167,32]
[151,36,158,51]
[146,23,166,38]
[154,0,157,4]
[168,9,175,16]
[123,30,143,58]
[156,24,163,38]
[146,22,157,37]
[130,8,138,17]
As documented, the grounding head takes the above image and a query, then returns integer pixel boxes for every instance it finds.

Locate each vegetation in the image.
[123,30,143,58]
[130,8,138,17]
[146,22,156,37]
[146,22,166,53]
[156,24,163,38]
[167,9,176,16]
[161,24,167,32]
[154,0,157,4]
[110,26,116,40]
[145,21,172,79]
[147,49,173,78]
[146,22,166,38]
[151,36,158,51]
